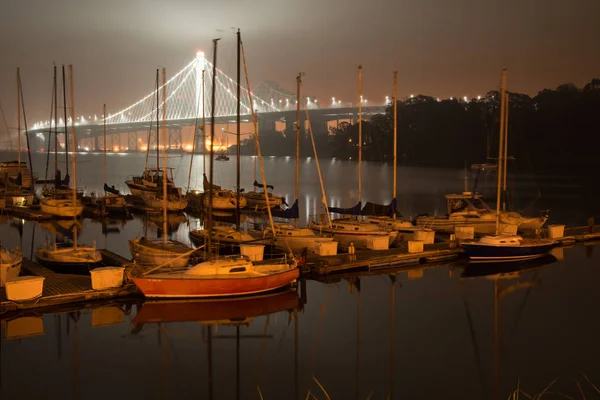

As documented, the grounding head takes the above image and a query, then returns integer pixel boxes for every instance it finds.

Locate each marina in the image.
[1,3,599,397]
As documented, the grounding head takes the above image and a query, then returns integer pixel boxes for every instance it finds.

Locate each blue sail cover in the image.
[360,198,397,217]
[329,201,362,216]
[271,199,299,219]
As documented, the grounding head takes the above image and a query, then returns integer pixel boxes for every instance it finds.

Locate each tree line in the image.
[237,78,600,177]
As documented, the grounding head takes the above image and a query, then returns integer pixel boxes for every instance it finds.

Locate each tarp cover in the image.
[271,199,299,219]
[360,198,397,217]
[329,201,362,216]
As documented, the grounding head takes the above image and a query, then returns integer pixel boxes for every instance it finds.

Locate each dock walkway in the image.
[1,256,139,315]
[304,243,461,276]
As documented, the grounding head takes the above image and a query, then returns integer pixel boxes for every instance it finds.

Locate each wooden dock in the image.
[3,205,54,221]
[303,243,461,276]
[0,256,139,315]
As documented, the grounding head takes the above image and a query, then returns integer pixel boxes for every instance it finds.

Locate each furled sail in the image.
[360,198,397,217]
[329,201,362,216]
[271,199,299,219]
[253,180,274,191]
[104,183,120,195]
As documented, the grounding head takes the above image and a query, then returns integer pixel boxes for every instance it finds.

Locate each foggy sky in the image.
[1,0,599,131]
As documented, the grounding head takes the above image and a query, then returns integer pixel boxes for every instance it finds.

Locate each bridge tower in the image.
[128,132,138,151]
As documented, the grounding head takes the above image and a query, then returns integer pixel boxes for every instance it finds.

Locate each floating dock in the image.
[2,205,54,221]
[1,224,599,314]
[0,253,139,316]
[303,242,461,276]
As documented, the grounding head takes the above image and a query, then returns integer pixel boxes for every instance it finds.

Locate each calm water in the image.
[1,152,599,399]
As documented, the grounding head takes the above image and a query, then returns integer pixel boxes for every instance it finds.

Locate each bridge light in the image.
[477,95,481,100]
[450,97,453,100]
[314,99,317,103]
[463,96,468,102]
[410,94,414,98]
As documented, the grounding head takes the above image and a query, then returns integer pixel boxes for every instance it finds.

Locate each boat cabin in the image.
[445,192,493,215]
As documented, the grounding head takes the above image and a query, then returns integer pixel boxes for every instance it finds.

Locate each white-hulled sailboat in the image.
[83,104,129,217]
[308,66,397,248]
[460,69,557,262]
[129,68,192,270]
[40,65,83,218]
[254,73,335,255]
[363,71,425,241]
[132,35,298,299]
[35,65,102,274]
[3,68,37,207]
[139,70,188,213]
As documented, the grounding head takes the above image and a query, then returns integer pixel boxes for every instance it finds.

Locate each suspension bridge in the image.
[28,52,386,152]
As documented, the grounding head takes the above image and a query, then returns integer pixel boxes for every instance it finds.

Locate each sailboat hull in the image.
[35,246,103,275]
[129,238,191,269]
[132,267,299,298]
[40,199,83,218]
[142,196,188,212]
[461,241,557,261]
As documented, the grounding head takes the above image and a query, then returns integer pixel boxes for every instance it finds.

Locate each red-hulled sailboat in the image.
[131,34,300,299]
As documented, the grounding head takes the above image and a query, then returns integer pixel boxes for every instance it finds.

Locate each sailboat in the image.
[2,68,37,207]
[308,66,397,248]
[253,73,336,255]
[35,65,102,273]
[132,36,299,299]
[40,65,84,218]
[82,104,129,217]
[416,72,548,235]
[363,71,422,241]
[139,70,188,213]
[461,69,557,262]
[125,72,183,200]
[0,244,22,287]
[129,68,192,270]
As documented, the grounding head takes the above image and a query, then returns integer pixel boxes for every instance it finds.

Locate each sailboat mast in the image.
[62,66,69,179]
[103,104,107,187]
[162,68,168,245]
[241,41,276,234]
[54,66,58,175]
[502,94,509,212]
[358,65,363,206]
[156,70,160,174]
[392,71,397,220]
[236,29,241,230]
[295,73,302,227]
[68,65,78,248]
[202,69,206,178]
[16,68,21,176]
[495,69,507,235]
[207,38,220,260]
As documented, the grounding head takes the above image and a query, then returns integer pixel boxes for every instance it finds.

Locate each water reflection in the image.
[1,153,600,398]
